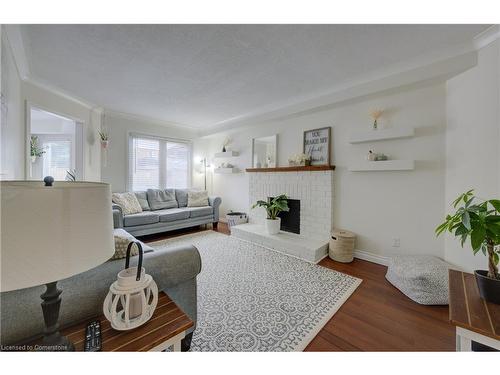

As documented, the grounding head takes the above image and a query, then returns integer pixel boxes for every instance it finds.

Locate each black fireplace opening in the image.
[269,197,300,234]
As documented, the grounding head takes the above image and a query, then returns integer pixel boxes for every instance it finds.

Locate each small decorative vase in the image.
[265,217,281,235]
[31,156,37,163]
[373,119,378,130]
[101,140,109,149]
[367,151,376,161]
[222,146,226,152]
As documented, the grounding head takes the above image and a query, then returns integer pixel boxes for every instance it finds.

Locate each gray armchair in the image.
[0,241,202,351]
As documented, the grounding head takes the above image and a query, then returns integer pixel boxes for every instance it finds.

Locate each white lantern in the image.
[103,242,158,330]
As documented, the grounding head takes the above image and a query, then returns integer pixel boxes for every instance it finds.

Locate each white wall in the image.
[197,82,447,260]
[1,30,23,179]
[101,113,198,192]
[445,39,500,272]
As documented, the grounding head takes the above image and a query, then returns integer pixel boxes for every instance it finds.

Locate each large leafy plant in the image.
[252,194,289,220]
[436,190,500,280]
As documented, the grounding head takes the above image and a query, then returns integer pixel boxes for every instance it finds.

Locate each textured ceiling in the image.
[21,24,489,129]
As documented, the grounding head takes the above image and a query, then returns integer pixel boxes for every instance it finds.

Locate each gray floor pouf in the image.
[385,255,452,305]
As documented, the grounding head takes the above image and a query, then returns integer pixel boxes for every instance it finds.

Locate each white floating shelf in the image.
[214,167,240,174]
[348,160,415,172]
[349,127,414,144]
[214,151,239,158]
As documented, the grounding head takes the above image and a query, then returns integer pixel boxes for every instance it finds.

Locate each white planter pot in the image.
[31,156,37,163]
[265,217,281,235]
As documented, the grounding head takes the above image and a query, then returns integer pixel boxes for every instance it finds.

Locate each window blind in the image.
[42,140,72,181]
[166,142,190,189]
[128,134,191,191]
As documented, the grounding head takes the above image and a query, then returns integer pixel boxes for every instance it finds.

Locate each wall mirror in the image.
[26,104,84,180]
[252,134,277,168]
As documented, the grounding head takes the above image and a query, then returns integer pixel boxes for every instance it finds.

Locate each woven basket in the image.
[226,212,248,232]
[329,229,356,263]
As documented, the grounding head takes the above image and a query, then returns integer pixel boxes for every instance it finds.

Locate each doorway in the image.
[27,105,84,180]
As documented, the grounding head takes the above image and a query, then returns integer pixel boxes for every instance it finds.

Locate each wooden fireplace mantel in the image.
[245,165,335,173]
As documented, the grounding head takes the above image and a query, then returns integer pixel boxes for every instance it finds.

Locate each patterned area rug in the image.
[149,231,361,351]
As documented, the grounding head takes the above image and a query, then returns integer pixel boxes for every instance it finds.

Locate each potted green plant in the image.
[436,190,500,304]
[30,135,45,162]
[98,130,109,148]
[252,194,289,234]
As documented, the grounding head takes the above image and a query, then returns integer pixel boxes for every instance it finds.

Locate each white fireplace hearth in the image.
[231,170,334,263]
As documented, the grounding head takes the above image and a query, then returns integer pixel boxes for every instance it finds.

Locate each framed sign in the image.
[303,127,331,166]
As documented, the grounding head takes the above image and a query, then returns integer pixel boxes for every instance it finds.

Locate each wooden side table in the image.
[449,269,500,351]
[25,291,194,351]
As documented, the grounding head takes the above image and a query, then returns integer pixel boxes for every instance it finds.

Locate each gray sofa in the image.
[1,232,202,351]
[113,189,222,237]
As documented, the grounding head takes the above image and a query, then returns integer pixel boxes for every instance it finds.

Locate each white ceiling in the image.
[20,24,489,129]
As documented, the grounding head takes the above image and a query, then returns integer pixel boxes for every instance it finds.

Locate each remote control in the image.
[84,320,102,352]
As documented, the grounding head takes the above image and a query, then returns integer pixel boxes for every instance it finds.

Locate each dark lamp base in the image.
[39,281,75,351]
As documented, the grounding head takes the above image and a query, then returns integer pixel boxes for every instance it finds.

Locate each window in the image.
[42,139,73,181]
[128,134,191,191]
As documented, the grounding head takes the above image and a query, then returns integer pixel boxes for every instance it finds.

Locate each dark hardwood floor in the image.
[142,222,455,351]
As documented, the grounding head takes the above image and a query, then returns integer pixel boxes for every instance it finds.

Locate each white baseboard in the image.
[354,249,389,266]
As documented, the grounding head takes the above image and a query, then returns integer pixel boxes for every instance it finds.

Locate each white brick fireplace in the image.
[231,170,334,263]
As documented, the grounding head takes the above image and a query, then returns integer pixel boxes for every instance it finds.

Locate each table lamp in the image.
[1,177,114,351]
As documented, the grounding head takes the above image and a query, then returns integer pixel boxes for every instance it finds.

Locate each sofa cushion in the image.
[112,192,143,215]
[112,234,140,260]
[187,206,213,218]
[175,189,189,207]
[147,189,178,210]
[187,190,209,207]
[134,191,150,211]
[123,211,159,227]
[112,228,154,259]
[157,208,191,222]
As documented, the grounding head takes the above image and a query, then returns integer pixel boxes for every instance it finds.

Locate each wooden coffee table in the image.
[24,291,194,351]
[449,269,500,351]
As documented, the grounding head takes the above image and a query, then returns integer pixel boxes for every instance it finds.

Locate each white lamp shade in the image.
[1,181,115,292]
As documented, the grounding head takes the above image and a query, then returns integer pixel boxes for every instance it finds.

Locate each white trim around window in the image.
[126,132,192,192]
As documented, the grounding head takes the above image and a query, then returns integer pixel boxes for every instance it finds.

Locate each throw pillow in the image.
[187,190,209,207]
[134,191,150,211]
[112,233,139,260]
[147,188,178,210]
[112,229,154,259]
[175,189,189,208]
[112,192,143,215]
